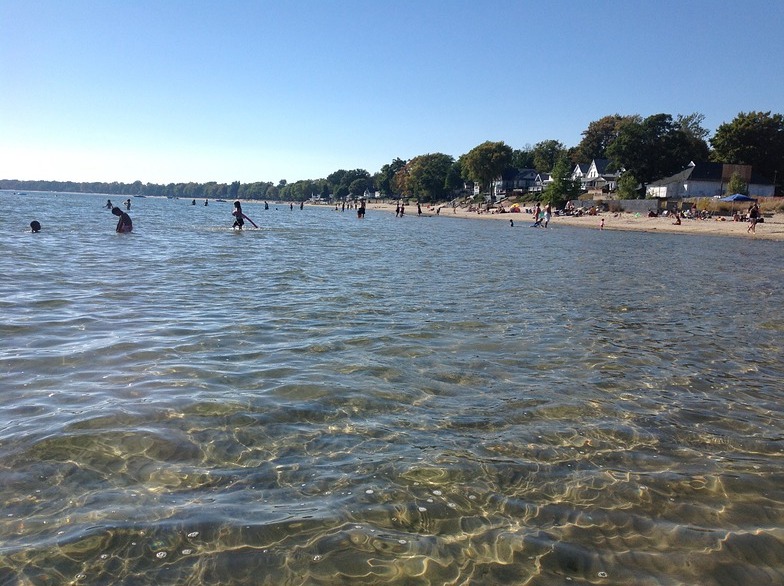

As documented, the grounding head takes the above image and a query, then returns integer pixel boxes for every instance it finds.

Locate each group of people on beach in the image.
[531,203,552,228]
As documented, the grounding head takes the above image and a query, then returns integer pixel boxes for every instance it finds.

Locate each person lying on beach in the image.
[112,207,133,233]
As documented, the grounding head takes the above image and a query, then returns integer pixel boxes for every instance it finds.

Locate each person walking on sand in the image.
[112,207,133,233]
[599,218,605,230]
[748,203,759,233]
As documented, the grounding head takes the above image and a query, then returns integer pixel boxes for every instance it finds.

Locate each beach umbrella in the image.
[719,193,756,215]
[719,194,756,202]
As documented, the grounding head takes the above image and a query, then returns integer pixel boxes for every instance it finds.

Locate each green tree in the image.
[349,178,369,197]
[616,172,640,199]
[711,111,784,194]
[543,155,581,208]
[676,112,710,161]
[460,141,513,195]
[376,158,407,196]
[511,145,535,169]
[532,139,566,173]
[607,113,706,186]
[407,153,455,202]
[726,171,748,196]
[229,181,240,200]
[444,161,465,196]
[572,114,638,163]
[327,170,348,191]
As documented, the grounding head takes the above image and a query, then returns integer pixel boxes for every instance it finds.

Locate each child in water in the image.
[112,207,133,233]
[232,201,245,229]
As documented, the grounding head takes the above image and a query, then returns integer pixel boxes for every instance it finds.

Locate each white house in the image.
[532,172,552,193]
[646,162,775,199]
[572,159,620,192]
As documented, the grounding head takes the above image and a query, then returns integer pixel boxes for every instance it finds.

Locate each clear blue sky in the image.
[2,0,783,185]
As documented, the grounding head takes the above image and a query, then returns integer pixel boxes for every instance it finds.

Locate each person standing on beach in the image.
[748,203,759,233]
[112,207,133,233]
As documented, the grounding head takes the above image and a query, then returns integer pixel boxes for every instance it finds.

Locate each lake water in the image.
[1,191,783,585]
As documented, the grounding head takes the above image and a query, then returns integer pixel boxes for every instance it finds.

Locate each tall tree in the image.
[460,141,513,194]
[726,171,748,196]
[607,113,706,186]
[711,111,784,194]
[572,114,638,163]
[348,178,369,197]
[543,155,581,208]
[676,112,710,161]
[407,153,455,202]
[444,161,464,196]
[376,158,407,196]
[511,145,535,169]
[616,172,641,199]
[532,140,566,173]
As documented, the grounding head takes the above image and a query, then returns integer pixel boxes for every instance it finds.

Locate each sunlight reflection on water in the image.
[1,191,783,584]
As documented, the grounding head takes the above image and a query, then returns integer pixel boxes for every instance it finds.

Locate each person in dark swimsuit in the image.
[112,207,133,233]
[233,201,245,229]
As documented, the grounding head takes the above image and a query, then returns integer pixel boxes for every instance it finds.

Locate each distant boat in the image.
[134,194,146,198]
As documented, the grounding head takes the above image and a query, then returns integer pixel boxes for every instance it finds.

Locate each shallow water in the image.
[1,191,783,585]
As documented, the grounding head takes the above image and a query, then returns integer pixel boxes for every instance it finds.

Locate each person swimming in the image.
[30,220,41,233]
[112,207,133,233]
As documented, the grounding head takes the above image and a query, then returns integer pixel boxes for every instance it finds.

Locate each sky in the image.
[2,0,783,185]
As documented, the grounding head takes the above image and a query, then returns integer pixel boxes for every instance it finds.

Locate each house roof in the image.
[591,159,611,174]
[649,162,773,186]
[500,167,537,181]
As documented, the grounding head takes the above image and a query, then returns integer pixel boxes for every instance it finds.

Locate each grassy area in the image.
[693,197,784,215]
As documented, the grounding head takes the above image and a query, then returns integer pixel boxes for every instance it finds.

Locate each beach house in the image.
[646,162,775,199]
[571,159,620,194]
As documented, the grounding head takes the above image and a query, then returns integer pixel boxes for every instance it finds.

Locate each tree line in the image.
[3,111,782,207]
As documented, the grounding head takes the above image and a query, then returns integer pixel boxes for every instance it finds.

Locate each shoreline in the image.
[361,201,784,241]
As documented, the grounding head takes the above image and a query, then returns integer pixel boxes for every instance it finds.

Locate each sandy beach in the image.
[362,201,784,241]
